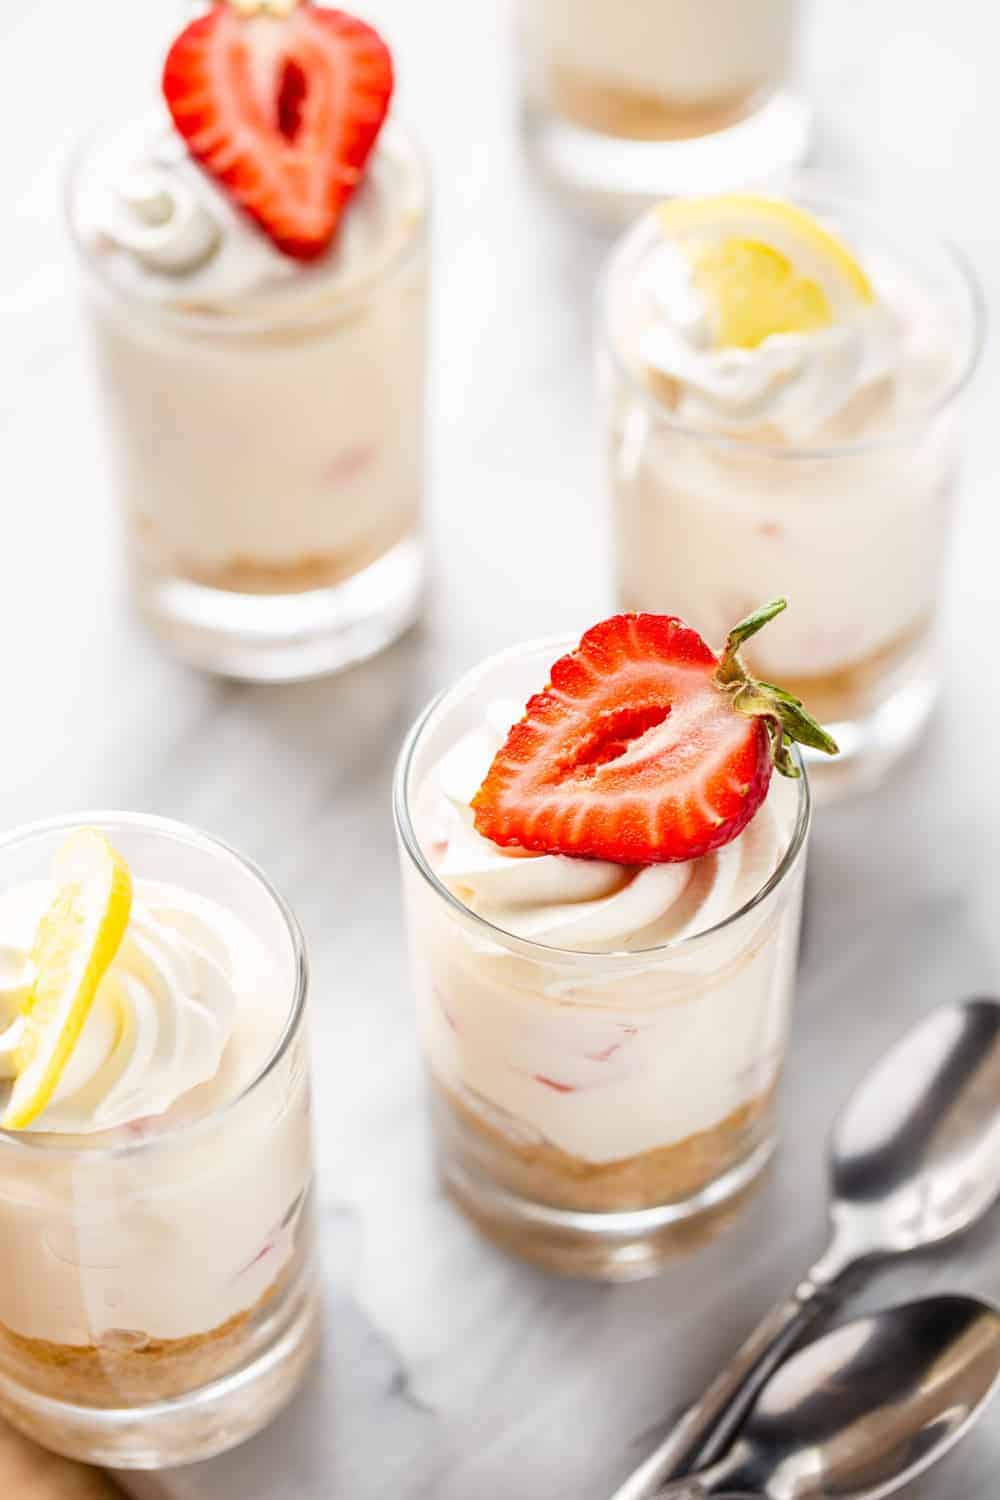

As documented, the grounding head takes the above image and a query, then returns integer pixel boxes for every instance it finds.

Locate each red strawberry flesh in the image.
[472,608,837,866]
[162,4,393,261]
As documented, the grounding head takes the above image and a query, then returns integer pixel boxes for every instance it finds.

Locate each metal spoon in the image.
[654,1295,1000,1498]
[613,997,1000,1499]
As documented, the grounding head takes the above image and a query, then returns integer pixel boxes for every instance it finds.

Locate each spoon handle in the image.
[610,1273,842,1500]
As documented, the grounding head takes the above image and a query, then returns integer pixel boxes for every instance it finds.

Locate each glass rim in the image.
[63,112,430,337]
[392,634,812,963]
[597,178,986,463]
[0,810,308,1161]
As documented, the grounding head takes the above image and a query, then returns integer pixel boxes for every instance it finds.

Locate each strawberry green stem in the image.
[715,599,839,778]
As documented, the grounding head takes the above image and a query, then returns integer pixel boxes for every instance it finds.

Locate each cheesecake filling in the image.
[0,870,310,1351]
[522,0,795,114]
[69,113,428,587]
[604,202,969,687]
[414,700,800,1171]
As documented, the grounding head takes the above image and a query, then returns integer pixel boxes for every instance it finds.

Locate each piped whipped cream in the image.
[637,242,901,442]
[73,112,425,315]
[422,700,788,953]
[0,881,240,1134]
[107,164,222,274]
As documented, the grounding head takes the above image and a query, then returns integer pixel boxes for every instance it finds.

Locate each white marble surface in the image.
[2,0,1000,1495]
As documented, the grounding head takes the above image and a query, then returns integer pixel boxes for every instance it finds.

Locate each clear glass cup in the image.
[0,814,316,1467]
[516,0,811,225]
[66,119,430,682]
[599,185,984,799]
[393,639,810,1280]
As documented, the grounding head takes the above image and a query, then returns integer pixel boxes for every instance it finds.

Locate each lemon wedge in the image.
[2,830,132,1130]
[656,193,875,350]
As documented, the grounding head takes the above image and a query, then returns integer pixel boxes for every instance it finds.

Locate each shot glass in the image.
[394,639,810,1280]
[600,186,984,798]
[516,0,810,224]
[66,120,429,682]
[0,814,316,1468]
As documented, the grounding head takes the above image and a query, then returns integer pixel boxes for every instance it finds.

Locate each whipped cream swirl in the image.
[423,700,787,954]
[0,885,238,1134]
[107,164,222,275]
[637,243,900,442]
[75,113,424,313]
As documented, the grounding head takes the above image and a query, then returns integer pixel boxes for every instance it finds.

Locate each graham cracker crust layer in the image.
[435,1076,774,1213]
[188,550,368,595]
[134,509,413,597]
[0,1278,280,1409]
[548,65,764,141]
[187,515,412,597]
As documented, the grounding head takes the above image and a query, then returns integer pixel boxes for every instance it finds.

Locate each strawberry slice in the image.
[472,601,837,865]
[162,3,393,261]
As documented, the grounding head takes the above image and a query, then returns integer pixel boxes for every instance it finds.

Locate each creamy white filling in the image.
[523,0,795,103]
[608,236,962,676]
[72,111,427,576]
[413,700,801,1162]
[0,877,309,1344]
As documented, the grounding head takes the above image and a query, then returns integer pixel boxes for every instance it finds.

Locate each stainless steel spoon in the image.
[613,997,1000,1500]
[654,1294,1000,1499]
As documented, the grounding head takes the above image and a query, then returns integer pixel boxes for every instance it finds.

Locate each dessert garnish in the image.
[636,194,895,440]
[472,601,837,865]
[653,193,875,349]
[162,1,393,260]
[1,831,132,1130]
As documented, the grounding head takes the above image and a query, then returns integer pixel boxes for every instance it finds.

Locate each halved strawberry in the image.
[162,3,393,261]
[472,601,837,865]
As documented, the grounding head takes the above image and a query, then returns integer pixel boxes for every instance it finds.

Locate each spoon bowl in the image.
[828,998,1000,1264]
[658,1296,1000,1499]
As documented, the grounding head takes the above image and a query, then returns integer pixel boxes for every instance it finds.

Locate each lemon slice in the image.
[655,193,875,350]
[2,830,132,1130]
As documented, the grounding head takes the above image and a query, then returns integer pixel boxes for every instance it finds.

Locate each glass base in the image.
[439,1137,775,1281]
[522,89,813,228]
[0,1284,319,1469]
[136,536,424,683]
[804,650,939,805]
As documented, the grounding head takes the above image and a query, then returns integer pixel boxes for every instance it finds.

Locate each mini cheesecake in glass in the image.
[0,817,315,1467]
[516,0,810,224]
[395,603,835,1279]
[600,189,983,797]
[67,1,429,681]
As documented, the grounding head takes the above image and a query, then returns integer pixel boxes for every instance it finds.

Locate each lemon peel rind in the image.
[1,833,133,1131]
[655,192,876,307]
